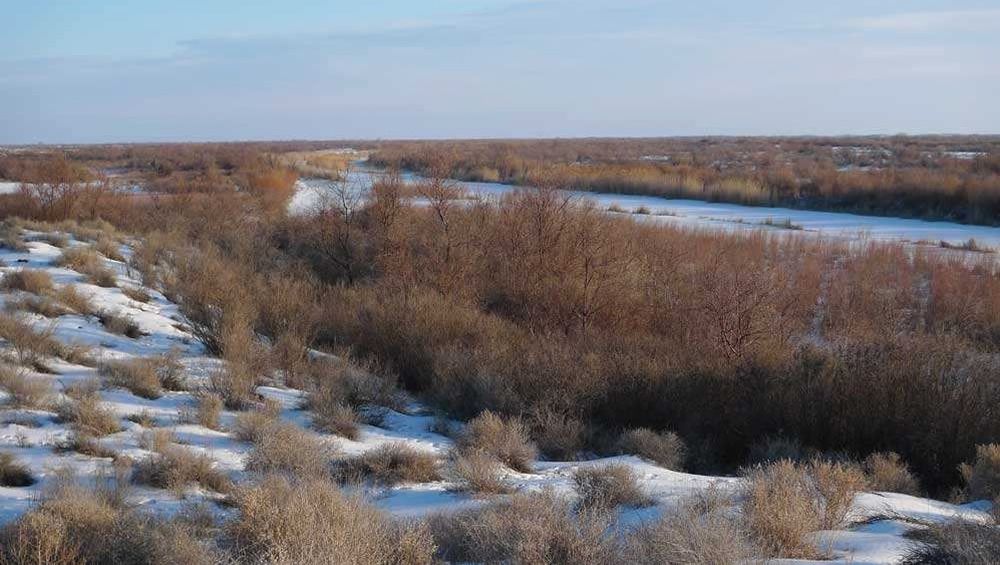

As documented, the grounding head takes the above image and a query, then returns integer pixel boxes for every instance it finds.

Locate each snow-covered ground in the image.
[0,182,20,195]
[291,167,1000,254]
[0,227,994,563]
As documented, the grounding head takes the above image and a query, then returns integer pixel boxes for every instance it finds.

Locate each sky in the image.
[2,0,998,143]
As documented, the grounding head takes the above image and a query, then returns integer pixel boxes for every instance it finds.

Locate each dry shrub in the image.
[573,464,652,511]
[305,357,400,428]
[0,364,51,408]
[99,357,162,399]
[139,428,176,453]
[5,295,69,318]
[530,408,585,460]
[450,449,510,495]
[245,422,335,480]
[742,459,866,558]
[39,233,69,248]
[56,431,117,458]
[183,392,223,430]
[120,285,151,303]
[96,310,142,338]
[94,237,124,262]
[455,411,537,473]
[863,452,921,495]
[52,284,94,315]
[0,480,221,565]
[232,400,281,442]
[209,326,266,410]
[618,428,686,470]
[0,313,61,368]
[311,401,359,440]
[0,452,35,487]
[901,519,1000,565]
[625,496,760,565]
[337,443,440,486]
[961,444,1000,502]
[57,390,121,437]
[55,246,103,273]
[746,436,810,466]
[429,490,618,564]
[228,475,435,565]
[1,269,54,294]
[133,444,232,494]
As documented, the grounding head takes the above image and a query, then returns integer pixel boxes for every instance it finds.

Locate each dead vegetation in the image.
[335,443,440,486]
[454,411,537,473]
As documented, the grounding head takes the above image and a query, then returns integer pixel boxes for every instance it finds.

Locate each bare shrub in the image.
[53,284,94,315]
[305,357,400,428]
[133,444,232,494]
[39,233,70,248]
[57,390,121,437]
[245,422,335,480]
[742,459,866,558]
[0,364,52,408]
[0,452,35,487]
[336,443,440,486]
[99,357,162,399]
[428,490,618,564]
[5,295,70,318]
[56,246,103,273]
[961,444,1000,502]
[0,479,222,565]
[56,432,117,458]
[747,436,809,466]
[455,411,537,473]
[618,428,686,470]
[96,310,142,338]
[311,401,359,440]
[863,452,921,495]
[232,401,281,443]
[228,475,435,564]
[139,428,176,453]
[901,519,1000,565]
[573,464,652,510]
[1,268,54,294]
[625,497,760,565]
[450,449,511,495]
[209,327,266,410]
[183,392,223,430]
[94,237,124,262]
[120,285,151,303]
[530,408,585,460]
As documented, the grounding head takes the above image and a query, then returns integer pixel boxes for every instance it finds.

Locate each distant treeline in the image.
[369,137,1000,225]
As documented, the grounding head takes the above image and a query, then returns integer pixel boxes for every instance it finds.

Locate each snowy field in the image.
[291,167,1000,254]
[0,225,994,562]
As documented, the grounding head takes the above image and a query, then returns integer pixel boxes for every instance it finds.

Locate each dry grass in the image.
[56,432,117,458]
[625,495,760,565]
[336,443,440,486]
[304,358,400,435]
[863,452,921,495]
[961,444,1000,502]
[133,443,232,494]
[0,312,65,369]
[99,357,162,399]
[227,475,436,564]
[0,364,52,408]
[742,459,867,558]
[5,295,70,318]
[0,452,35,487]
[0,479,221,565]
[455,411,537,473]
[56,245,118,287]
[428,490,617,564]
[901,519,1000,565]
[182,392,223,430]
[530,409,585,460]
[96,310,142,338]
[244,422,335,480]
[57,389,121,437]
[618,428,686,470]
[120,285,151,303]
[450,449,511,495]
[232,400,281,443]
[52,284,94,315]
[0,269,54,294]
[94,237,124,262]
[310,401,359,440]
[38,232,70,248]
[573,464,652,511]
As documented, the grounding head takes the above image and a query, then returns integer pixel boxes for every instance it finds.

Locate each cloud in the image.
[848,9,1000,32]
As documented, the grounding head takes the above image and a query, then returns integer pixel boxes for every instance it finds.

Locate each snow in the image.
[0,227,995,564]
[0,182,20,195]
[292,166,1000,254]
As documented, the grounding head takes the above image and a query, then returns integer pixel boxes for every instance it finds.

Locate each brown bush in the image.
[337,443,440,486]
[530,408,585,460]
[183,392,223,430]
[429,490,618,564]
[5,295,70,318]
[618,428,686,470]
[228,475,435,564]
[57,391,121,437]
[94,237,124,262]
[120,285,151,303]
[133,444,232,494]
[625,497,760,565]
[455,411,537,473]
[1,269,54,295]
[244,422,335,480]
[96,310,142,338]
[450,449,510,495]
[573,464,652,511]
[52,284,94,315]
[742,459,866,558]
[99,357,162,399]
[961,444,1000,502]
[901,519,1000,565]
[0,452,35,487]
[0,364,52,408]
[863,452,921,495]
[232,402,281,443]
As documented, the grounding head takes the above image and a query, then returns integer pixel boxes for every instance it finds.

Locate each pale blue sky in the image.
[3,0,998,143]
